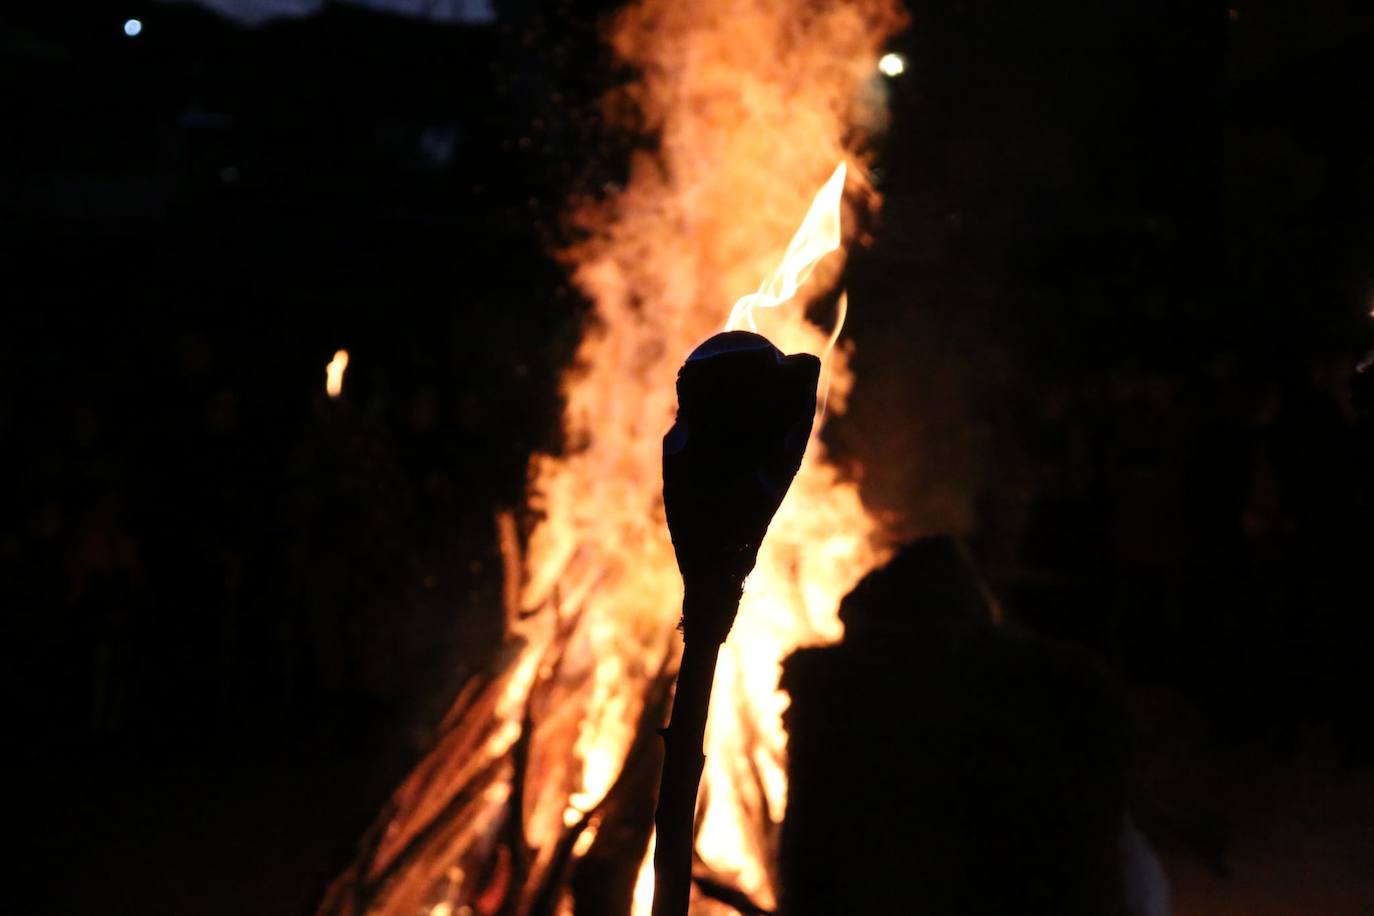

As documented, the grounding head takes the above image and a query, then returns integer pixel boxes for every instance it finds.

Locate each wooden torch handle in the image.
[651,589,736,916]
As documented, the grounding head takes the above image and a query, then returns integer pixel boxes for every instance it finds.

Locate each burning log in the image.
[655,332,820,916]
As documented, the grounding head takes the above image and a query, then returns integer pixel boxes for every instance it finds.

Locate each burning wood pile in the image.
[318,0,906,912]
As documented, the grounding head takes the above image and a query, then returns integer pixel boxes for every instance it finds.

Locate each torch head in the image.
[663,331,820,624]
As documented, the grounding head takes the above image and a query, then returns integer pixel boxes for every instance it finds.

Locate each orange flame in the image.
[533,0,906,901]
[725,162,847,334]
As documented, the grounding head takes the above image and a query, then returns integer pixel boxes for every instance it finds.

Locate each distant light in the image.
[878,52,905,78]
[325,349,349,398]
[123,18,142,37]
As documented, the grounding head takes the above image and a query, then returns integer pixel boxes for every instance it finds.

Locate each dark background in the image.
[4,1,1373,913]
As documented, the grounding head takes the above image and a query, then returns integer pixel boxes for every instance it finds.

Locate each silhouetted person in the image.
[781,537,1147,916]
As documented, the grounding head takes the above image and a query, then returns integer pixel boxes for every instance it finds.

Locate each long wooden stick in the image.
[653,331,817,914]
[651,589,737,916]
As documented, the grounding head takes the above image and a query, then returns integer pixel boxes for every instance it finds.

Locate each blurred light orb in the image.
[123,18,143,37]
[326,349,349,398]
[878,52,905,77]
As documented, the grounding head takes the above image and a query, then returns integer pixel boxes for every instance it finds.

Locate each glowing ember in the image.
[317,0,905,912]
[325,349,349,398]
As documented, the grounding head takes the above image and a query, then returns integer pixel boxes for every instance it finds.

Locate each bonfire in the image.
[319,0,906,912]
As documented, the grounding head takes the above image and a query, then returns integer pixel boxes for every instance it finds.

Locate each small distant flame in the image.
[325,349,349,398]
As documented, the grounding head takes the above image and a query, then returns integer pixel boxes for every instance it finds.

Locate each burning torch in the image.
[655,330,820,916]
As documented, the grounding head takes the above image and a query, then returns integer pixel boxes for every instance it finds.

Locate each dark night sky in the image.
[4,1,1374,913]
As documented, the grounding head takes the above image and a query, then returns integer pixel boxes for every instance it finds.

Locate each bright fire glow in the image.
[878,52,905,77]
[725,162,846,334]
[319,0,906,912]
[325,349,349,398]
